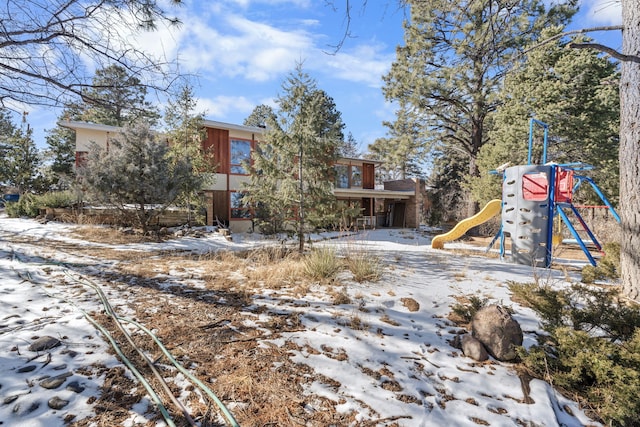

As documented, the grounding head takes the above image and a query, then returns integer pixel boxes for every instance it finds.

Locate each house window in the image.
[230,139,251,174]
[230,192,251,219]
[351,165,362,188]
[335,165,349,188]
[75,151,88,167]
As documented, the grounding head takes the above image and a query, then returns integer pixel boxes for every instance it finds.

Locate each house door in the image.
[363,163,375,189]
[392,203,406,227]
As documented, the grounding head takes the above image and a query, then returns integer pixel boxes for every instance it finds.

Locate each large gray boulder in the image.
[471,304,523,361]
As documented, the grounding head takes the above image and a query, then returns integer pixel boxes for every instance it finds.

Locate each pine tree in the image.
[80,65,160,126]
[163,84,210,223]
[368,102,425,181]
[0,108,19,187]
[0,110,42,194]
[243,65,344,251]
[244,104,276,128]
[383,0,577,216]
[80,121,201,234]
[428,148,467,224]
[468,28,620,206]
[44,104,84,189]
[339,132,361,158]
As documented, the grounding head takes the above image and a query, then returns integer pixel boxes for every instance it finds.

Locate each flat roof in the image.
[333,188,415,200]
[60,119,266,135]
[203,119,266,134]
[59,120,121,132]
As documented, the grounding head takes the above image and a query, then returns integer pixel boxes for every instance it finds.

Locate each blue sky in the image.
[26,0,622,152]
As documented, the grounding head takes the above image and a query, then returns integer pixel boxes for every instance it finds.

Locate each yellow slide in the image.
[431,199,502,249]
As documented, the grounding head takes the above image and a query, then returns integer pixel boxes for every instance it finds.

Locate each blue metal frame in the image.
[545,166,555,268]
[556,205,597,266]
[572,175,621,223]
[528,119,550,165]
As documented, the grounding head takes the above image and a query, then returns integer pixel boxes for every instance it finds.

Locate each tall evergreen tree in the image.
[368,102,425,181]
[339,132,361,158]
[428,148,467,224]
[0,109,19,187]
[383,0,577,216]
[43,104,84,188]
[244,104,277,128]
[164,84,208,167]
[80,65,160,127]
[243,65,345,251]
[80,121,202,234]
[163,84,211,221]
[0,110,42,194]
[468,29,620,206]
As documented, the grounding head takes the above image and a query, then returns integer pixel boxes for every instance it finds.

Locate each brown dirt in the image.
[55,239,365,427]
[463,236,598,264]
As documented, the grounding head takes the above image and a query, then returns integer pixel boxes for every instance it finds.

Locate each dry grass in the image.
[23,230,398,426]
[380,314,401,326]
[330,286,351,305]
[71,225,157,244]
[303,246,342,281]
[72,257,359,426]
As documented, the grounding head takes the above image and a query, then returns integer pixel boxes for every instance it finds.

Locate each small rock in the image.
[28,336,61,352]
[4,395,19,404]
[460,334,489,361]
[17,365,37,373]
[66,381,85,393]
[40,372,72,389]
[48,396,70,410]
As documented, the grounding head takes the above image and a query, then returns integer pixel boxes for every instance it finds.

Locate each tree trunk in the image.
[620,0,640,301]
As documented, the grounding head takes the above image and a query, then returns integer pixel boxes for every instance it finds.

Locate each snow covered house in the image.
[62,120,426,232]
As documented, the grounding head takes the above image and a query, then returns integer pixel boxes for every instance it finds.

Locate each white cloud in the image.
[175,12,315,82]
[318,44,395,88]
[196,95,256,118]
[227,0,312,8]
[580,0,622,26]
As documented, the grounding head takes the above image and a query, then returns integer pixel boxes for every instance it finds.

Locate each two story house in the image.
[62,120,428,232]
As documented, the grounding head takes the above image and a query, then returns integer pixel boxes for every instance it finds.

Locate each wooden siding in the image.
[212,190,229,224]
[363,163,375,189]
[203,128,230,173]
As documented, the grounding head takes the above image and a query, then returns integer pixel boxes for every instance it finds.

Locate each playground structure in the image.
[431,199,502,249]
[432,119,620,268]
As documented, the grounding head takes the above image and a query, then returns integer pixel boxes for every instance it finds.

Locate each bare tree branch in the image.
[522,25,623,55]
[569,42,640,63]
[0,0,182,111]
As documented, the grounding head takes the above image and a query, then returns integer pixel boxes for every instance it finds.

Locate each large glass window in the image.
[351,165,362,188]
[230,192,252,219]
[230,139,251,174]
[335,165,349,188]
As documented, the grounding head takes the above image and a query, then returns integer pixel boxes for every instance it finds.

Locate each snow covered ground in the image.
[0,213,600,426]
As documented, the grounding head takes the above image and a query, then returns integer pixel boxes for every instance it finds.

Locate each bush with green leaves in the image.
[581,242,621,284]
[5,193,39,217]
[38,190,77,209]
[5,191,78,218]
[510,281,640,426]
